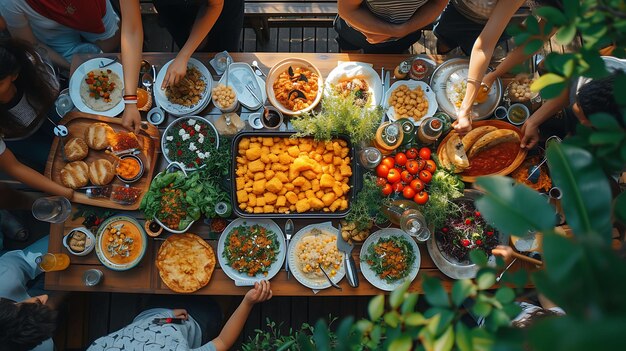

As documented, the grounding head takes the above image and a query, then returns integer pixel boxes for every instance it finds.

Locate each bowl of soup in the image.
[116,154,144,183]
[507,103,529,125]
[95,215,147,271]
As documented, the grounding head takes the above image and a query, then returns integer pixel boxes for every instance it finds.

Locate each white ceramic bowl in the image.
[266,58,323,116]
[507,103,530,125]
[63,227,96,256]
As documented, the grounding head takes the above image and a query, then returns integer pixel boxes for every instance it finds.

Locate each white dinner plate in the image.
[69,58,124,117]
[384,80,438,125]
[324,61,383,108]
[360,228,420,292]
[154,58,213,116]
[218,218,286,284]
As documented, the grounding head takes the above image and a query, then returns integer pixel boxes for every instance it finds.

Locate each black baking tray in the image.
[230,131,359,218]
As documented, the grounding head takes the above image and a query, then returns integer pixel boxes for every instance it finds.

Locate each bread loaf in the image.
[60,161,89,189]
[462,126,498,150]
[64,138,89,161]
[88,159,115,185]
[468,129,520,158]
[84,123,113,150]
[445,133,469,171]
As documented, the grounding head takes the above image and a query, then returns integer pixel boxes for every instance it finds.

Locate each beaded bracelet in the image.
[123,94,138,105]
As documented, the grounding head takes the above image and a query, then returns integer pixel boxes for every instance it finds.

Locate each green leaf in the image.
[513,32,531,46]
[424,308,455,336]
[555,24,577,45]
[434,325,454,351]
[588,131,625,145]
[423,276,450,307]
[451,280,476,307]
[471,328,495,351]
[312,320,330,350]
[534,6,567,25]
[476,270,496,290]
[475,176,555,236]
[523,39,544,55]
[531,73,566,91]
[355,320,373,333]
[590,113,622,130]
[615,192,626,225]
[406,312,427,326]
[371,324,383,344]
[470,250,488,266]
[525,15,540,34]
[472,301,493,317]
[494,287,516,304]
[369,295,385,320]
[546,143,613,242]
[388,336,412,351]
[390,280,410,309]
[401,293,419,314]
[540,81,569,99]
[541,232,585,282]
[455,321,473,351]
[384,311,401,328]
[563,0,580,20]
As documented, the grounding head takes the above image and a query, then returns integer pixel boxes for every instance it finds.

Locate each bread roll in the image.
[468,129,520,158]
[437,145,454,173]
[61,161,89,189]
[462,126,498,150]
[64,138,89,161]
[88,159,115,185]
[85,123,113,150]
[445,133,469,171]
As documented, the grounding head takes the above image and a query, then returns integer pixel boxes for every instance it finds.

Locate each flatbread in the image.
[446,132,469,170]
[462,126,498,150]
[80,69,123,112]
[156,233,215,293]
[467,129,520,158]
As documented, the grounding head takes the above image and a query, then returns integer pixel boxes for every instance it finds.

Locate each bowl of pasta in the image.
[266,58,323,116]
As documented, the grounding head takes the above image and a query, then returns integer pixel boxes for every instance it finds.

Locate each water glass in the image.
[55,89,74,117]
[399,209,431,242]
[358,147,382,170]
[32,196,72,223]
[36,253,70,272]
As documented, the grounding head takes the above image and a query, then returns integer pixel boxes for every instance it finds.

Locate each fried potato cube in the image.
[264,193,277,204]
[236,156,247,165]
[333,157,343,166]
[254,172,265,181]
[239,138,250,149]
[253,179,267,195]
[313,153,323,162]
[322,193,336,206]
[276,195,287,207]
[278,207,289,213]
[293,176,306,187]
[340,148,349,158]
[260,154,270,164]
[302,170,317,180]
[248,194,257,207]
[254,207,264,214]
[320,174,335,188]
[312,179,320,192]
[245,147,262,161]
[299,143,313,152]
[339,164,352,177]
[333,183,343,197]
[322,153,333,164]
[264,205,275,213]
[237,190,248,203]
[330,198,342,211]
[285,191,298,204]
[298,192,306,199]
[309,197,324,210]
[284,183,295,191]
[249,142,261,149]
[301,179,312,191]
[338,140,348,147]
[256,197,266,207]
[278,153,293,165]
[239,203,247,210]
[296,199,311,213]
[275,172,289,183]
[245,207,253,213]
[265,170,275,179]
[268,154,279,163]
[262,138,274,146]
[288,145,300,157]
[290,205,296,211]
[248,159,265,173]
[342,183,350,193]
[271,163,289,171]
[236,167,246,177]
[315,190,325,198]
[292,156,314,173]
[333,142,342,156]
[266,178,283,193]
[236,177,245,190]
[340,200,348,210]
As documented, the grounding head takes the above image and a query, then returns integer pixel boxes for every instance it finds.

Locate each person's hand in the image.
[482,72,497,90]
[492,245,515,264]
[172,309,189,320]
[162,55,189,90]
[453,114,473,134]
[63,188,74,201]
[121,105,141,134]
[244,280,272,305]
[520,121,539,149]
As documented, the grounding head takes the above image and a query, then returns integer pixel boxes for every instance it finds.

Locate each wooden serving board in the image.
[437,120,527,183]
[44,111,160,210]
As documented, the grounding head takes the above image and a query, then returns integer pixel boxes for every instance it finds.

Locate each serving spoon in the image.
[319,265,341,290]
[251,60,267,78]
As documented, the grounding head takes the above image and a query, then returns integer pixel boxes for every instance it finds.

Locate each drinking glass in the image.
[55,88,74,117]
[36,253,70,272]
[358,147,382,170]
[32,196,72,223]
[400,209,431,242]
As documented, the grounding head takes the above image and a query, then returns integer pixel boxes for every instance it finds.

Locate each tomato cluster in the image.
[375,147,435,204]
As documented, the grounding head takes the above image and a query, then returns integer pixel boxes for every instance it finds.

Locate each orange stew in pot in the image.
[464,141,520,176]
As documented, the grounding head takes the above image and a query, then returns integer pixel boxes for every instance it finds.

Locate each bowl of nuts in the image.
[63,227,96,256]
[505,75,539,102]
[212,83,239,113]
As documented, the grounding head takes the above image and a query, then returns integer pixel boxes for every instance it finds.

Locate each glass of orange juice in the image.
[36,253,70,272]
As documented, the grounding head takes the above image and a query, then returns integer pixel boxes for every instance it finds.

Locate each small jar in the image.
[417,117,443,144]
[409,58,429,80]
[394,60,410,79]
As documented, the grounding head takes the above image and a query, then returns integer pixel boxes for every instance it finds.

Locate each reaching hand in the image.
[244,280,273,305]
[172,309,189,320]
[453,115,473,134]
[162,55,189,90]
[482,72,497,90]
[492,245,514,264]
[520,122,539,149]
[121,105,142,134]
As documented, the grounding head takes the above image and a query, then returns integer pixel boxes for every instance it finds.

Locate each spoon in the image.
[319,265,341,290]
[141,70,153,92]
[251,60,267,78]
[50,119,69,162]
[527,135,562,181]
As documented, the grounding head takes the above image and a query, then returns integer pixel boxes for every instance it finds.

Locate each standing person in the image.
[0,0,120,72]
[0,38,74,198]
[118,0,241,133]
[88,280,273,351]
[335,0,447,54]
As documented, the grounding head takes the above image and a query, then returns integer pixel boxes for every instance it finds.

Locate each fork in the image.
[99,57,118,68]
[245,83,263,105]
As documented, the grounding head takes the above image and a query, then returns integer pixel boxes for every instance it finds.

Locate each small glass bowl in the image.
[115,154,144,183]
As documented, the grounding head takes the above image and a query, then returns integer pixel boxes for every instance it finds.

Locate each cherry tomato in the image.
[416,159,426,171]
[394,152,408,167]
[381,183,393,196]
[401,170,413,183]
[381,157,395,169]
[419,147,432,160]
[406,160,420,175]
[419,170,433,183]
[387,168,402,183]
[425,159,437,173]
[410,178,425,192]
[414,191,429,205]
[406,148,418,159]
[402,187,416,199]
[393,181,405,192]
[376,164,390,178]
[376,177,388,187]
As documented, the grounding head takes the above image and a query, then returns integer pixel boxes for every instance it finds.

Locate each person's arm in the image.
[119,0,143,133]
[520,87,569,149]
[338,0,446,44]
[161,0,223,89]
[210,280,272,351]
[8,25,70,71]
[454,0,525,134]
[0,149,73,199]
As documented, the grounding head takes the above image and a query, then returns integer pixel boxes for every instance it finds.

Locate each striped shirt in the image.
[364,0,430,24]
[452,0,499,23]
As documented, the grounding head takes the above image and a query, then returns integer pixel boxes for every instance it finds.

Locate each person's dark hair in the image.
[576,74,624,127]
[0,38,57,139]
[511,307,559,328]
[0,298,57,351]
[532,0,563,10]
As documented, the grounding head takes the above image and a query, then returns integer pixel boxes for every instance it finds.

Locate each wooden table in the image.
[46,53,534,296]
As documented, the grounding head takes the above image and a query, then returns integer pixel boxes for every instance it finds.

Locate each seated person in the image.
[0,14,10,38]
[0,237,57,351]
[0,0,120,71]
[0,38,74,198]
[117,0,242,133]
[335,0,447,54]
[88,280,273,351]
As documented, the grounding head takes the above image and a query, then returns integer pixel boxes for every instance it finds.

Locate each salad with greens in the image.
[363,236,416,283]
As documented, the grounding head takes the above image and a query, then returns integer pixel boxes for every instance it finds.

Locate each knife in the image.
[77,185,112,199]
[285,219,294,280]
[382,70,390,124]
[336,223,359,288]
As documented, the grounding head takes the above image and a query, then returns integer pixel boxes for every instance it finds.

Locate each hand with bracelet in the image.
[121,94,142,134]
[453,77,484,134]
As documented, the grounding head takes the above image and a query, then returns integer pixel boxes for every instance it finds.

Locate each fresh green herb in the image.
[363,236,415,282]
[223,224,279,277]
[421,169,464,229]
[204,136,232,181]
[346,174,388,231]
[291,90,383,145]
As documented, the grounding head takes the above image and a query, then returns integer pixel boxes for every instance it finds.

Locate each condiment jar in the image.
[373,121,404,154]
[394,60,410,79]
[417,117,443,144]
[409,58,429,80]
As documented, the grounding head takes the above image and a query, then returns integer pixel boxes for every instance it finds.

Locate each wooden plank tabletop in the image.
[46,52,535,296]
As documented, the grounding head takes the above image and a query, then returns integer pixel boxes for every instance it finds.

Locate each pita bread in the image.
[445,132,469,170]
[156,233,215,293]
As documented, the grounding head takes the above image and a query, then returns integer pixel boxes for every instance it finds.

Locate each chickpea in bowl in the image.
[212,83,238,112]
